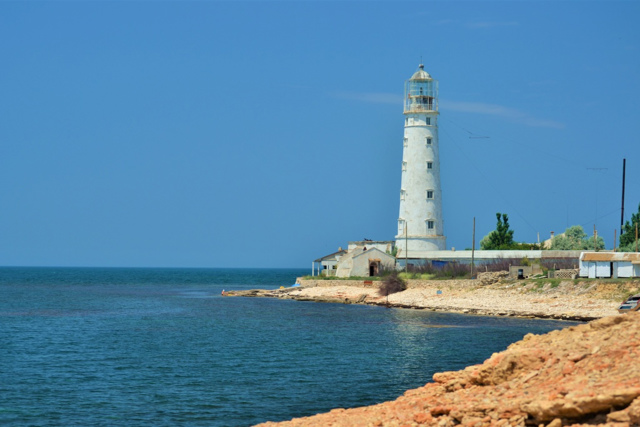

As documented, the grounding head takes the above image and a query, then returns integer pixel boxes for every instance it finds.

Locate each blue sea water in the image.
[0,267,578,426]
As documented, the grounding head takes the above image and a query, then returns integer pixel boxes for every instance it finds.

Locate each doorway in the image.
[369,260,381,277]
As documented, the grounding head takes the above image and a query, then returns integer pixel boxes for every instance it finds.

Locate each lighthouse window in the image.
[403,138,408,147]
[427,162,433,170]
[426,137,432,145]
[402,161,407,171]
[427,190,434,199]
[426,117,431,125]
[400,190,406,201]
[427,221,434,230]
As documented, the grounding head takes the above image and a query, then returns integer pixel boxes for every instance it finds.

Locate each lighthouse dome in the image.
[410,64,432,81]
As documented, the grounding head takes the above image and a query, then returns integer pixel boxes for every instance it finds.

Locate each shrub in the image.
[405,262,471,279]
[378,271,407,297]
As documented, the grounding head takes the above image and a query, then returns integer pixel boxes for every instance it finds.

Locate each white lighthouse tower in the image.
[395,64,446,256]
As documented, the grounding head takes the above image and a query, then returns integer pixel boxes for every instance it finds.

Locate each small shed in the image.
[508,264,543,279]
[335,247,396,277]
[579,252,640,278]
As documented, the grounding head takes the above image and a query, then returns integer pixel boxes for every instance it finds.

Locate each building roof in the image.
[352,247,395,262]
[581,252,640,263]
[314,249,347,263]
[410,64,432,81]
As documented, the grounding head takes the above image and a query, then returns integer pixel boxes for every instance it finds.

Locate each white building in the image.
[312,248,347,277]
[579,252,640,278]
[334,246,396,278]
[396,64,445,256]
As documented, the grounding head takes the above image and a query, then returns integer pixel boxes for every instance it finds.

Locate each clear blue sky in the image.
[1,1,639,268]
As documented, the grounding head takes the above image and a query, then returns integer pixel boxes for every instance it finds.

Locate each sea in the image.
[0,267,579,426]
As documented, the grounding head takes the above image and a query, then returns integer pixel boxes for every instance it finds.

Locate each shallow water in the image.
[0,267,578,426]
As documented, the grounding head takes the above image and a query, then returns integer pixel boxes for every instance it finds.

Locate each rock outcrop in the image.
[256,312,640,427]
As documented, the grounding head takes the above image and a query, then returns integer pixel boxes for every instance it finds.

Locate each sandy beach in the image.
[230,277,638,321]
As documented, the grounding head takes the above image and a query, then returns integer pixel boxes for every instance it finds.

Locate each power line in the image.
[442,117,609,172]
[440,125,538,235]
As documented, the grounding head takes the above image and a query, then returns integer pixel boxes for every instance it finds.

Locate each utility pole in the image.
[594,225,597,251]
[614,229,617,252]
[471,217,476,279]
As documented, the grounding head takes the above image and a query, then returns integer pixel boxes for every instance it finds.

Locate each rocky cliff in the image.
[256,312,640,426]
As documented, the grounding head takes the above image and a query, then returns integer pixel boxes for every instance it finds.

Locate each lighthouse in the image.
[395,64,446,256]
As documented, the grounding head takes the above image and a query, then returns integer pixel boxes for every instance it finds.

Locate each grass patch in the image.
[543,279,562,288]
[520,278,564,292]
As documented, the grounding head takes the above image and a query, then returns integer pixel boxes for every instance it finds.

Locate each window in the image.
[405,118,408,125]
[398,219,405,235]
[427,162,433,170]
[402,161,407,171]
[403,137,408,147]
[427,190,434,199]
[426,117,431,125]
[400,189,406,200]
[426,137,432,145]
[427,220,435,230]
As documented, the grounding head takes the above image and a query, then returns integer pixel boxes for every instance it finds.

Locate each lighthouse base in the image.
[395,235,446,257]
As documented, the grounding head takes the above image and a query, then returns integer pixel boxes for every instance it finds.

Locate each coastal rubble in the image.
[256,312,640,427]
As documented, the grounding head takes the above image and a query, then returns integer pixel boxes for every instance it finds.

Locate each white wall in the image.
[616,262,634,278]
[396,109,445,252]
[596,262,610,278]
[579,261,589,278]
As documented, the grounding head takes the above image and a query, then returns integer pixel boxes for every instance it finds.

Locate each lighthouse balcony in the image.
[404,105,436,113]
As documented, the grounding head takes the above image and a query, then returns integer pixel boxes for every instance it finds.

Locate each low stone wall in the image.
[296,279,378,288]
[551,268,579,279]
[297,278,481,290]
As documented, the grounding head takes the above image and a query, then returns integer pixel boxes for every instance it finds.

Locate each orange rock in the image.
[430,405,452,416]
[413,412,431,424]
[562,360,575,375]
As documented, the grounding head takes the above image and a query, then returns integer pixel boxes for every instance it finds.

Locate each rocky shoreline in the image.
[255,312,640,427]
[226,276,638,322]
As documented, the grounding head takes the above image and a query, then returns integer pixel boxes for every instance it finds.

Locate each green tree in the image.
[481,213,515,250]
[550,225,604,250]
[619,203,640,251]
